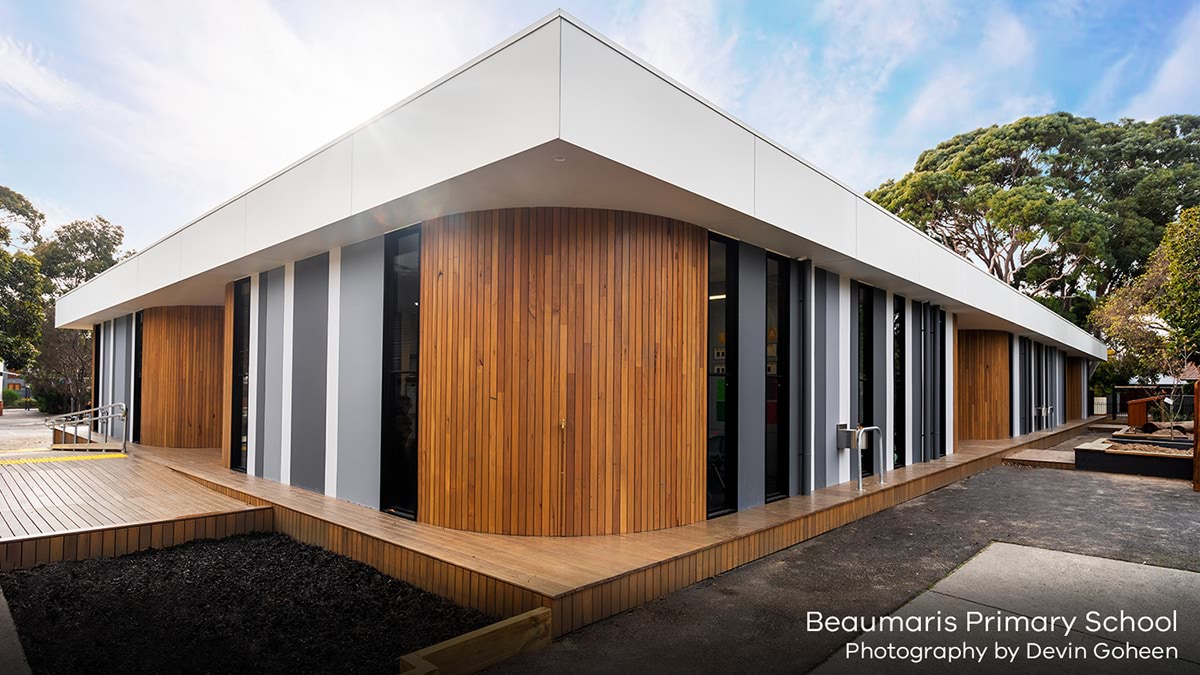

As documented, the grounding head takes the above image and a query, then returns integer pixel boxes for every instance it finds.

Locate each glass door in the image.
[764,255,788,501]
[856,283,875,476]
[381,228,421,518]
[230,278,251,472]
[707,236,737,517]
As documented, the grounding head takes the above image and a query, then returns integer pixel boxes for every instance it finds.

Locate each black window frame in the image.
[381,226,422,519]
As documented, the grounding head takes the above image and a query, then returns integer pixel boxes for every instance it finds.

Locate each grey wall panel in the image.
[255,274,268,477]
[290,252,329,493]
[98,321,110,408]
[261,267,285,481]
[736,243,765,510]
[110,315,132,438]
[789,260,806,496]
[871,286,888,467]
[813,267,841,490]
[337,236,385,509]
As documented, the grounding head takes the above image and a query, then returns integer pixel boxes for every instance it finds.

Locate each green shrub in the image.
[34,389,70,414]
[2,388,20,407]
[16,397,38,409]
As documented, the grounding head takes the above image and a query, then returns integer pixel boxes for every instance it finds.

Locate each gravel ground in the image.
[492,465,1200,674]
[0,410,51,451]
[0,533,494,674]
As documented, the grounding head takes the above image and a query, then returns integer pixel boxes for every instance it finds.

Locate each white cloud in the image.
[608,0,745,108]
[1122,3,1200,119]
[734,0,959,189]
[1,0,530,245]
[0,36,86,113]
[1082,52,1133,114]
[72,0,516,200]
[982,11,1034,68]
[899,9,1051,138]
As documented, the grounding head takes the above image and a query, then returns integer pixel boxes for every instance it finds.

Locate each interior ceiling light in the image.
[552,155,568,162]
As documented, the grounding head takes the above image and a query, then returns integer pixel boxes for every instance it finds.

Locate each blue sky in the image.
[1,0,1198,250]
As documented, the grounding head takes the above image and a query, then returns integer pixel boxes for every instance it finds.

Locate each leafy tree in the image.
[1087,115,1200,298]
[0,185,45,247]
[0,186,46,370]
[33,216,128,296]
[25,216,130,412]
[869,113,1200,318]
[1091,206,1200,387]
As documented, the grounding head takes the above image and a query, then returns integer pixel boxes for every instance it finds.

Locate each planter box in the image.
[1074,447,1192,480]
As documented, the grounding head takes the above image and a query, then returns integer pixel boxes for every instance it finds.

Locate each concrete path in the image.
[816,542,1200,673]
[492,466,1200,674]
[0,587,31,675]
[0,409,50,451]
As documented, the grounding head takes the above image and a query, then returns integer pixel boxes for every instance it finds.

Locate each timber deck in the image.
[0,449,272,570]
[133,415,1101,636]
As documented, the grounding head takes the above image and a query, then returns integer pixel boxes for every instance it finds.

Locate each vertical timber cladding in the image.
[418,208,708,536]
[141,306,225,448]
[954,330,1012,440]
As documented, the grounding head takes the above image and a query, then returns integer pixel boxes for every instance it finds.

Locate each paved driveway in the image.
[0,410,50,451]
[493,466,1200,674]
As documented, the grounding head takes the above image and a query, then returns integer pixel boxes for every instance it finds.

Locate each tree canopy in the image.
[1091,206,1200,383]
[33,216,128,296]
[25,215,130,411]
[0,185,47,370]
[868,113,1200,317]
[0,185,129,408]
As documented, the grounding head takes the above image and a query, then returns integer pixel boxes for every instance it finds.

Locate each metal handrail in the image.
[45,402,128,451]
[837,423,888,491]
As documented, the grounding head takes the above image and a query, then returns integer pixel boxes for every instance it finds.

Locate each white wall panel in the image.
[136,236,182,296]
[856,201,922,282]
[246,139,353,253]
[351,21,560,215]
[180,198,248,279]
[561,21,755,214]
[755,140,856,257]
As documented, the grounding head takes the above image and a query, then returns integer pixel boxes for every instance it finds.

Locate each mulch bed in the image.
[0,533,494,674]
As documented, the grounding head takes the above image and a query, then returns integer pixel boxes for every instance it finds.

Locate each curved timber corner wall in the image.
[140,306,225,448]
[954,330,1011,441]
[418,208,707,536]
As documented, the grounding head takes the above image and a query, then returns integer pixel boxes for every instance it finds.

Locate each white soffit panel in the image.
[350,20,561,215]
[559,21,756,215]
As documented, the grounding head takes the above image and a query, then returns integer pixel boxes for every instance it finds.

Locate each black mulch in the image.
[0,533,495,675]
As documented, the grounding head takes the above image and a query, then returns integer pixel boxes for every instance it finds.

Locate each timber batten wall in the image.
[139,306,225,448]
[418,208,708,536]
[954,330,1011,441]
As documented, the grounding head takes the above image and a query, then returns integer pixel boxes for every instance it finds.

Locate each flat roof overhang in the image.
[56,12,1107,360]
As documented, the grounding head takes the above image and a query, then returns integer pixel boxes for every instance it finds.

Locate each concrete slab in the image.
[815,542,1200,673]
[933,542,1200,663]
[814,591,1182,674]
